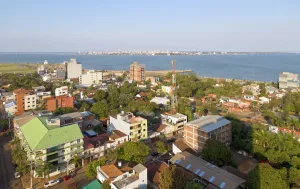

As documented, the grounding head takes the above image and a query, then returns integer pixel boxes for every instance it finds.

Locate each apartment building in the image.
[55,86,68,96]
[170,152,246,189]
[97,162,147,189]
[279,72,299,89]
[14,116,84,177]
[160,113,187,136]
[184,115,232,152]
[45,95,74,111]
[66,58,82,79]
[79,70,103,85]
[14,89,37,114]
[109,112,148,141]
[130,62,145,82]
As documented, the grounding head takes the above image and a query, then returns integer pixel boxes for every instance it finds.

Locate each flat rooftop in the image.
[162,112,186,119]
[170,152,245,189]
[186,115,231,133]
[113,175,139,189]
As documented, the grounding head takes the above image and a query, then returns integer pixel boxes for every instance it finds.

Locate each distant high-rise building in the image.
[66,58,82,79]
[130,62,145,82]
[37,65,45,75]
[279,72,299,89]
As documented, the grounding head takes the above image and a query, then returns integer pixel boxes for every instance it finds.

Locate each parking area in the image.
[0,134,23,189]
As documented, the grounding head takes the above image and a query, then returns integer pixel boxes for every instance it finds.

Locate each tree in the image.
[53,107,74,115]
[94,90,107,102]
[90,100,109,118]
[184,181,204,189]
[156,141,168,154]
[160,166,192,189]
[72,155,82,168]
[118,142,150,163]
[249,164,289,189]
[201,140,232,166]
[35,161,54,180]
[289,167,300,187]
[86,157,106,179]
[102,181,111,189]
[79,102,91,112]
[245,90,253,95]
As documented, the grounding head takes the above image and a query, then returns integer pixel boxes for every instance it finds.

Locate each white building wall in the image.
[24,94,37,110]
[80,71,103,85]
[67,59,82,79]
[172,143,182,154]
[109,116,131,135]
[55,86,68,96]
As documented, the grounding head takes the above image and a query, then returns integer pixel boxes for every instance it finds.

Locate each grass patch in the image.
[0,64,36,73]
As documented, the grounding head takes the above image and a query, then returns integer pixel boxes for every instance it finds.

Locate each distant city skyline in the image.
[0,0,299,52]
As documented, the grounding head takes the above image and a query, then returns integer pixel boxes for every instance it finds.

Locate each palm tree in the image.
[35,161,54,180]
[71,155,82,168]
[253,129,269,148]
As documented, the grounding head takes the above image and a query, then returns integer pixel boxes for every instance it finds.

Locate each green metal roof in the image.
[20,117,83,151]
[82,180,102,189]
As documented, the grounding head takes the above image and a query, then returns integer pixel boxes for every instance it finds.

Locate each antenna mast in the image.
[171,60,178,113]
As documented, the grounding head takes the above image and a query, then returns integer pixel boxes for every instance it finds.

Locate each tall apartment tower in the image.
[279,72,299,89]
[66,58,82,79]
[130,62,145,82]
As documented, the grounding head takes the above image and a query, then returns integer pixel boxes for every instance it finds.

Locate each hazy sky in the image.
[0,0,299,52]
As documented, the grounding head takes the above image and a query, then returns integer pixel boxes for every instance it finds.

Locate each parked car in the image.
[63,175,72,181]
[44,180,59,188]
[14,172,20,178]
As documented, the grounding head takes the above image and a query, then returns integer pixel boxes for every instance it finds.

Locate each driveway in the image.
[0,135,23,189]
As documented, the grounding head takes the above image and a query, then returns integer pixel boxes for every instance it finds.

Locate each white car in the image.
[44,180,59,188]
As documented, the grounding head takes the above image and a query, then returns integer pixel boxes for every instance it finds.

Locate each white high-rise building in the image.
[79,70,103,85]
[66,58,82,79]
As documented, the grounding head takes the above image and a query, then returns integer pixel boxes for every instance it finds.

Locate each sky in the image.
[0,0,299,52]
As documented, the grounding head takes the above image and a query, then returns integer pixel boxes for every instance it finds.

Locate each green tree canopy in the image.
[90,100,109,118]
[201,140,232,166]
[156,141,168,154]
[117,142,150,163]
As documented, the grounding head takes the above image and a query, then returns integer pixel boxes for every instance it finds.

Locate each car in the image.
[63,175,72,181]
[44,180,59,188]
[14,172,20,178]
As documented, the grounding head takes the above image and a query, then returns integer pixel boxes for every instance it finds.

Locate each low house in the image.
[169,152,246,189]
[97,162,147,189]
[202,94,217,103]
[0,91,14,102]
[242,84,260,96]
[243,95,255,101]
[4,101,16,116]
[265,86,277,94]
[172,138,198,155]
[259,97,270,104]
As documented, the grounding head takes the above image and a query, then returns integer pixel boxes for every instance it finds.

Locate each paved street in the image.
[0,135,23,189]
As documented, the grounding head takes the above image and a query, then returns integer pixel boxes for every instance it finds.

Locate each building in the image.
[37,65,45,75]
[36,91,51,102]
[184,115,232,152]
[79,70,103,86]
[45,95,74,111]
[130,62,145,82]
[56,69,66,79]
[109,112,148,141]
[14,116,84,177]
[172,138,197,155]
[97,162,147,189]
[161,86,172,94]
[279,72,299,89]
[242,84,260,96]
[66,58,82,79]
[44,60,48,65]
[0,91,14,102]
[55,86,69,96]
[243,95,255,101]
[32,86,46,93]
[150,97,170,106]
[160,113,187,136]
[169,152,246,189]
[82,180,102,189]
[13,89,37,114]
[4,101,16,116]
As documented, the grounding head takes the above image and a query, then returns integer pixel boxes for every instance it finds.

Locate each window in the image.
[61,150,65,153]
[77,139,81,143]
[62,157,65,160]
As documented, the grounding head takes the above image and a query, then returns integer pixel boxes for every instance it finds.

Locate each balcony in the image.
[47,154,59,162]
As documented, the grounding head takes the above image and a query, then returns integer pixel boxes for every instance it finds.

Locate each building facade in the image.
[13,89,37,114]
[279,72,299,89]
[14,116,84,177]
[130,62,145,82]
[66,58,82,79]
[109,112,148,141]
[79,70,103,85]
[160,113,187,135]
[45,95,74,111]
[184,115,232,152]
[55,86,69,96]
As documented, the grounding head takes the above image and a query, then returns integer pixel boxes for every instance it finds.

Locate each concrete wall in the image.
[24,94,37,110]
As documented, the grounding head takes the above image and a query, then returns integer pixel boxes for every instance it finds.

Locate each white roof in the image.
[187,115,231,133]
[150,97,170,105]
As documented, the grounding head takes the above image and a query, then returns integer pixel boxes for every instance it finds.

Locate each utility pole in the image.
[171,60,178,114]
[30,161,33,189]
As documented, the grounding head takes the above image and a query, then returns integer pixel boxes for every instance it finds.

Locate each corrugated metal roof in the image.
[5,101,16,108]
[186,115,231,133]
[20,117,83,151]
